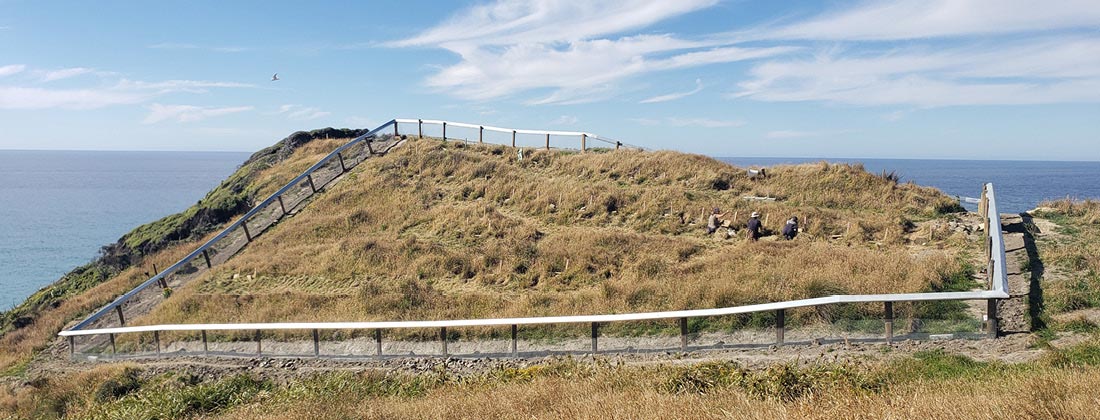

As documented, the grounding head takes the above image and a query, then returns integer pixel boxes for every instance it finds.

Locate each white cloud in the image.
[641,78,703,103]
[393,0,793,104]
[737,38,1100,106]
[40,67,94,82]
[632,117,744,128]
[277,104,331,121]
[143,104,253,124]
[0,64,25,77]
[0,86,148,109]
[550,115,578,125]
[391,0,718,47]
[762,0,1100,41]
[115,79,255,92]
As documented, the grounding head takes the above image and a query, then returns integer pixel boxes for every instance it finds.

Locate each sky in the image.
[1,0,1098,160]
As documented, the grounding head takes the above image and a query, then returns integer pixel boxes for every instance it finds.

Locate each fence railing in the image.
[393,118,645,151]
[58,130,1011,360]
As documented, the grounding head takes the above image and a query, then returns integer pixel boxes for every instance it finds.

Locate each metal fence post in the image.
[68,336,75,357]
[109,333,117,355]
[375,329,383,357]
[512,130,517,148]
[115,306,126,326]
[307,174,317,193]
[337,153,347,172]
[393,121,399,137]
[442,122,447,140]
[511,325,518,357]
[679,317,689,352]
[545,134,550,150]
[154,331,161,354]
[479,126,484,144]
[987,299,999,338]
[591,322,599,353]
[441,327,448,356]
[277,196,287,216]
[202,249,212,269]
[418,119,423,138]
[312,329,320,357]
[202,330,209,355]
[255,330,262,355]
[884,301,894,342]
[242,222,253,242]
[776,309,785,345]
[581,134,586,152]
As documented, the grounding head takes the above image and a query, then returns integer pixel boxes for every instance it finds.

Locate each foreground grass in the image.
[5,337,1100,419]
[1029,200,1100,328]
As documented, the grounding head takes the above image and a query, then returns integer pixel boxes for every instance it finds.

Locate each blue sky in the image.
[1,0,1098,160]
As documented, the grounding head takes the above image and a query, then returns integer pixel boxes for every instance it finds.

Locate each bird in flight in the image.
[271,73,279,81]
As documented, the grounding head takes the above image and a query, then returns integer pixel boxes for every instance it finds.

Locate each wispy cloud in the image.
[761,0,1100,41]
[632,117,744,128]
[640,78,703,103]
[116,79,255,92]
[143,104,253,124]
[148,42,250,53]
[0,86,148,110]
[550,115,578,125]
[278,104,331,120]
[0,64,25,78]
[40,67,94,82]
[392,0,793,104]
[736,38,1100,106]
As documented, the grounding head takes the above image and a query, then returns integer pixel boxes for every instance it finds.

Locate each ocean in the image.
[1,151,1098,311]
[0,150,250,311]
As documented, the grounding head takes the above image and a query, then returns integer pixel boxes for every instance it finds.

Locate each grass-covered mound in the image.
[131,138,975,337]
[0,131,358,372]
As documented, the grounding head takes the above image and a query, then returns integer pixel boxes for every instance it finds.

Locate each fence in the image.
[59,120,1008,360]
[392,118,644,152]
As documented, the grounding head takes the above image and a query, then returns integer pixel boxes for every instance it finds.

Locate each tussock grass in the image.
[9,339,1100,419]
[1030,200,1100,317]
[126,139,972,339]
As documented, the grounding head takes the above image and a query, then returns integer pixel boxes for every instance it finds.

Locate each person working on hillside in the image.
[706,208,726,234]
[747,211,762,241]
[783,216,799,240]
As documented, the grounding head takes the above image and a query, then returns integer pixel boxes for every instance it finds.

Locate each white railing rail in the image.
[59,123,1009,359]
[393,118,645,151]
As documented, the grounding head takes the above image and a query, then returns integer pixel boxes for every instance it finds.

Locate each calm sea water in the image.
[720,158,1100,214]
[0,150,249,311]
[1,152,1098,312]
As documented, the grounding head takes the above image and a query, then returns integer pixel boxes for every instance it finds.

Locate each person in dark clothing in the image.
[782,216,799,240]
[706,208,725,234]
[746,211,762,241]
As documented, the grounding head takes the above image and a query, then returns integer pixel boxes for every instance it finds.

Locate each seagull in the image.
[271,73,279,81]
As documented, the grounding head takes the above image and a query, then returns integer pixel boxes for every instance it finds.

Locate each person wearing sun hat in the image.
[747,211,762,241]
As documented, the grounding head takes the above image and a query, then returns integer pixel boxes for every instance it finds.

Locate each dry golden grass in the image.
[125,139,972,337]
[1030,199,1100,317]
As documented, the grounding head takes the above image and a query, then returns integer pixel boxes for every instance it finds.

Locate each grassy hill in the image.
[8,131,1100,419]
[123,137,977,340]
